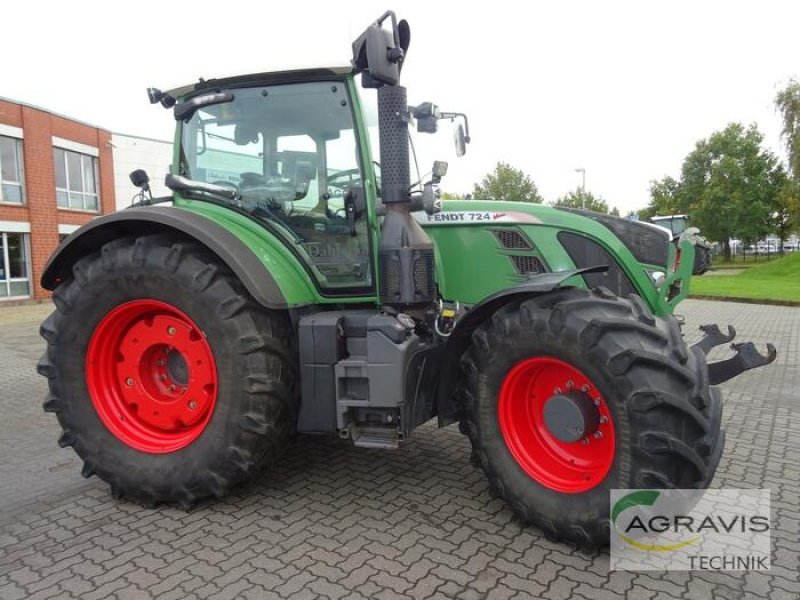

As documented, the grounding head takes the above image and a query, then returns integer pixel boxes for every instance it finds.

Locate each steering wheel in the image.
[327,162,381,195]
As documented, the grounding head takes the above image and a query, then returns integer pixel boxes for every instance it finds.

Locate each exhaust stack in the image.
[376,85,436,308]
[352,12,435,309]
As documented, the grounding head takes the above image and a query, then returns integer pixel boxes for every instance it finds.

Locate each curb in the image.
[689,294,800,307]
[0,299,51,309]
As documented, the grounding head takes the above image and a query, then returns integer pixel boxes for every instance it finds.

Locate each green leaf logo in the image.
[613,490,701,552]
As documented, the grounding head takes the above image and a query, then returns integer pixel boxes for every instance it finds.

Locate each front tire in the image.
[457,287,724,549]
[38,235,297,507]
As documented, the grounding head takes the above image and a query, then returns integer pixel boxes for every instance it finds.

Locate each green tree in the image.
[440,191,467,200]
[775,79,800,182]
[772,180,799,252]
[639,176,682,221]
[472,162,543,203]
[679,123,784,260]
[552,189,610,213]
[774,80,800,243]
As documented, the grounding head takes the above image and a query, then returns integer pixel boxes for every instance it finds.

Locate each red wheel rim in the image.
[86,300,218,454]
[498,357,615,493]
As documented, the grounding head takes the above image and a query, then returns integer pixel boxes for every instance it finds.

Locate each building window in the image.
[0,136,25,204]
[0,232,31,298]
[54,147,99,211]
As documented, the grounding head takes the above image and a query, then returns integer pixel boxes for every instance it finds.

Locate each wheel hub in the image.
[86,300,218,454]
[543,390,600,443]
[166,349,189,386]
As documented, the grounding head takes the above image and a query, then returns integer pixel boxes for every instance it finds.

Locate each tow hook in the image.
[692,324,777,385]
[692,324,736,355]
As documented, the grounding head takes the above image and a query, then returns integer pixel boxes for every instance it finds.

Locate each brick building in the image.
[0,97,116,301]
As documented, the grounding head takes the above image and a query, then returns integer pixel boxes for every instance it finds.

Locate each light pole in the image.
[574,167,586,209]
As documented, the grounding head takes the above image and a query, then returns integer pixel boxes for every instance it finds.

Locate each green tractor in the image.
[38,12,775,549]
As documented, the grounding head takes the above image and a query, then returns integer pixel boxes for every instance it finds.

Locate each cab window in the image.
[181,81,372,291]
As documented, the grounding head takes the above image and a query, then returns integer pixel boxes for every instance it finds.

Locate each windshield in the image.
[179,81,372,290]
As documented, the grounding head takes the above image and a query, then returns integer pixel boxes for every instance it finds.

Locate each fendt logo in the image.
[610,489,771,571]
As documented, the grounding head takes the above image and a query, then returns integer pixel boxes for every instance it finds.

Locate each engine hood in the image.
[414,200,671,268]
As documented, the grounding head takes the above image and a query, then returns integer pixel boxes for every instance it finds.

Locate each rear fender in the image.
[41,206,308,309]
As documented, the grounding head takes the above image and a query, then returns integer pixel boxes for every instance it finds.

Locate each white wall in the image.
[111,133,173,210]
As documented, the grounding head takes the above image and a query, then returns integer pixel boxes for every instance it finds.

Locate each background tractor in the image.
[650,213,714,275]
[38,11,774,549]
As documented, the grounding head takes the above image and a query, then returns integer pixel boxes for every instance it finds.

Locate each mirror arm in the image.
[375,11,402,55]
[440,112,471,143]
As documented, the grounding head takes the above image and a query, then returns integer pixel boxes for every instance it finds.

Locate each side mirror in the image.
[129,169,150,191]
[351,12,410,88]
[455,124,467,157]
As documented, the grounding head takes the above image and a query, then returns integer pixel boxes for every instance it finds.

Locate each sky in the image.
[4,0,799,214]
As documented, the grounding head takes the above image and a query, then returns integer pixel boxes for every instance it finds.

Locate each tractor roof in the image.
[166,66,353,100]
[651,214,689,220]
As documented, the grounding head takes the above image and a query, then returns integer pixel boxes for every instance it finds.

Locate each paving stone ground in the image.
[0,300,797,599]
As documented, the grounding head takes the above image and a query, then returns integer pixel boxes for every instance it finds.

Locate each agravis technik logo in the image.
[610,489,771,571]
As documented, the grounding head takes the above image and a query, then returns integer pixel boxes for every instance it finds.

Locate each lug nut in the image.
[167,326,176,336]
[554,387,562,395]
[581,384,589,392]
[581,438,589,445]
[594,431,603,439]
[188,400,197,410]
[159,374,166,382]
[566,380,574,389]
[594,399,601,406]
[125,377,134,387]
[169,384,176,392]
[599,416,608,424]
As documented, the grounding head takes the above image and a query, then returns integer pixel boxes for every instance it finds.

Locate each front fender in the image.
[435,266,607,426]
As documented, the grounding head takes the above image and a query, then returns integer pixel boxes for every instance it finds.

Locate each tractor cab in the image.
[168,74,376,291]
[650,214,690,237]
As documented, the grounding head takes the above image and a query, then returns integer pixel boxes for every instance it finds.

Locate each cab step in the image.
[344,425,402,449]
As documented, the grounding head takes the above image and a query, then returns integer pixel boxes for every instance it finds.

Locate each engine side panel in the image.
[416,201,672,316]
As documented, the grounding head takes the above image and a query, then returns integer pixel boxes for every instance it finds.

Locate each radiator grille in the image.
[558,231,636,296]
[492,228,532,250]
[510,255,546,275]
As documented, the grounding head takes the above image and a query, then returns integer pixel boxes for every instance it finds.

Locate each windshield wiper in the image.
[165,174,241,202]
[173,92,234,121]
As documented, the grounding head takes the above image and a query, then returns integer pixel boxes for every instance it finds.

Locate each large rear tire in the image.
[693,245,713,275]
[457,287,724,550]
[38,235,297,507]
